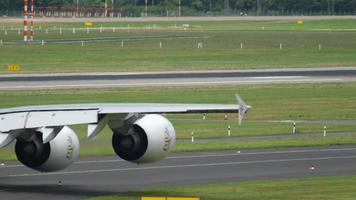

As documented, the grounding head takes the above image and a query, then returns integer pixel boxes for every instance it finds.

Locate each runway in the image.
[1,67,356,90]
[1,145,356,200]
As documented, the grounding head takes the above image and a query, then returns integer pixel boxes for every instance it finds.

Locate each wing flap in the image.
[0,112,29,132]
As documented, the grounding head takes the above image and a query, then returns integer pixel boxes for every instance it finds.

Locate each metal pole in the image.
[24,0,28,42]
[105,0,108,17]
[111,0,114,18]
[178,0,181,17]
[332,0,335,15]
[256,0,261,16]
[165,0,168,17]
[76,0,79,17]
[224,0,229,15]
[30,0,34,41]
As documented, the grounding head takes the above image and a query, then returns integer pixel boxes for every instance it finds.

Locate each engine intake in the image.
[112,114,176,164]
[15,126,80,172]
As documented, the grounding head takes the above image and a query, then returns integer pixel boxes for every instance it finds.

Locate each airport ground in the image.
[1,17,356,200]
[1,18,356,73]
[2,145,356,200]
[0,81,355,161]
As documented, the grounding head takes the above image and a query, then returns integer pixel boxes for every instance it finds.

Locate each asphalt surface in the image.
[1,145,356,200]
[1,67,356,90]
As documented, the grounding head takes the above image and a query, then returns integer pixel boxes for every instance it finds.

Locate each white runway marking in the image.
[251,76,305,79]
[3,155,356,178]
[0,77,344,90]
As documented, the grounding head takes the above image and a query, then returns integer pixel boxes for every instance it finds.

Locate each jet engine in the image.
[15,126,80,172]
[112,114,176,164]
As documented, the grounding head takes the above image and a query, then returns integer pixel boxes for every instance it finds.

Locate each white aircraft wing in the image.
[0,94,250,147]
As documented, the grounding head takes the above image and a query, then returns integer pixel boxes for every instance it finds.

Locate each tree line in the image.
[1,0,355,16]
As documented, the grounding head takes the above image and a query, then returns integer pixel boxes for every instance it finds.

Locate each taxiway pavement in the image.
[1,145,356,200]
[0,67,356,90]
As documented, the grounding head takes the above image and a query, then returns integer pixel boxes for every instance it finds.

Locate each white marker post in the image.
[191,131,195,143]
[240,42,243,49]
[4,29,7,36]
[100,24,103,33]
[113,27,116,32]
[72,27,76,34]
[159,41,162,48]
[279,43,283,50]
[197,42,203,49]
[203,114,206,120]
[121,41,124,48]
[41,40,44,46]
[59,26,62,35]
[81,41,84,47]
[292,122,296,134]
[224,114,228,120]
[323,125,327,137]
[318,44,322,51]
[228,125,231,137]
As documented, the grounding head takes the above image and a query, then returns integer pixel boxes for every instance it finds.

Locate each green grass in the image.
[1,83,355,120]
[89,175,356,200]
[1,19,356,73]
[174,135,356,152]
[0,82,355,160]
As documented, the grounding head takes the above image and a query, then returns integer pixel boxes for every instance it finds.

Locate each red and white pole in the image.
[30,0,34,41]
[24,0,28,42]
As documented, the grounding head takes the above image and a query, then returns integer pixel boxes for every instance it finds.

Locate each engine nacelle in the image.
[15,126,80,172]
[112,114,176,164]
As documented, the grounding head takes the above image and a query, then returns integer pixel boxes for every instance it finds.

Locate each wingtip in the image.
[235,93,251,125]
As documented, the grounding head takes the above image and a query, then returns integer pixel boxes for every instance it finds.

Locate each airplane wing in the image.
[0,94,251,147]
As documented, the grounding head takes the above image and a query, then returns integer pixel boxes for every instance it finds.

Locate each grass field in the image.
[1,19,356,73]
[89,175,356,200]
[0,82,355,160]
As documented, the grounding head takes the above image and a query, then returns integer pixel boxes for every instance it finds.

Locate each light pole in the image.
[331,0,335,15]
[104,0,108,17]
[256,0,261,16]
[76,0,79,17]
[111,0,114,17]
[24,0,28,42]
[178,0,181,17]
[165,0,168,17]
[224,0,229,15]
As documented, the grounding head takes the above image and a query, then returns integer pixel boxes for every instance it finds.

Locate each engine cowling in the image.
[112,114,176,164]
[15,126,80,172]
